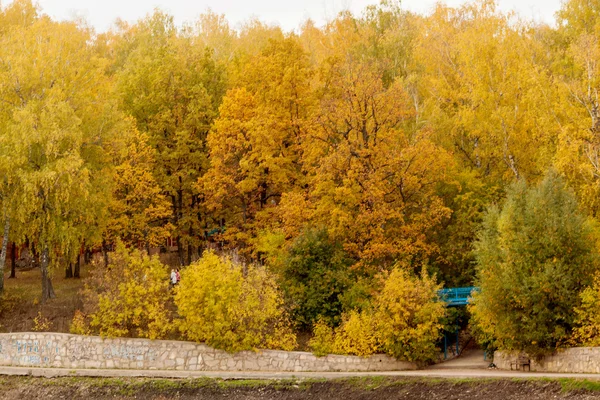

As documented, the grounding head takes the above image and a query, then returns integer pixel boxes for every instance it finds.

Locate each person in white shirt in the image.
[170,268,177,287]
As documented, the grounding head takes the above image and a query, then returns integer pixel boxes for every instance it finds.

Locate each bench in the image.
[510,354,531,371]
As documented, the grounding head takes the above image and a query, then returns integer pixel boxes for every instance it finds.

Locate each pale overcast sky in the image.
[14,0,564,32]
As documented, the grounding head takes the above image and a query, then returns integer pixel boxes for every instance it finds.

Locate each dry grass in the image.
[1,264,90,333]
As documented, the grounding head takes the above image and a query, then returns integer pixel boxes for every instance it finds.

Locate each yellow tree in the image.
[115,11,226,265]
[202,36,314,256]
[414,1,558,184]
[279,11,453,272]
[0,9,120,301]
[553,0,600,216]
[0,0,39,293]
[106,123,173,249]
[290,59,452,272]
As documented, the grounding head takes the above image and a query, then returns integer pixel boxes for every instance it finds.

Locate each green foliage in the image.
[279,228,354,329]
[82,242,173,339]
[175,251,296,352]
[431,171,502,286]
[470,172,598,355]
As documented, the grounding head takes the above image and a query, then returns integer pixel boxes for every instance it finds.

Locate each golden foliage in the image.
[308,318,336,357]
[82,242,173,339]
[175,251,296,352]
[333,311,379,357]
[310,266,445,362]
[69,310,90,336]
[32,312,52,332]
[574,273,600,346]
[374,267,446,362]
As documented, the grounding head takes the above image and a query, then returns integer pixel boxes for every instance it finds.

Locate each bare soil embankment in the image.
[1,376,600,400]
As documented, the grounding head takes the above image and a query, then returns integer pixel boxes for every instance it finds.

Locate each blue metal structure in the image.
[437,287,481,359]
[438,287,479,307]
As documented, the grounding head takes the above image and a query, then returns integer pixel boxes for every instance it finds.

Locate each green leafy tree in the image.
[278,228,354,329]
[470,172,598,355]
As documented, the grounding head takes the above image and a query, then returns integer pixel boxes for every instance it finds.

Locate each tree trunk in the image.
[0,217,10,294]
[0,217,9,294]
[102,239,109,268]
[84,248,91,265]
[65,262,73,279]
[74,252,81,278]
[176,235,184,267]
[9,242,16,279]
[31,243,39,269]
[41,247,56,303]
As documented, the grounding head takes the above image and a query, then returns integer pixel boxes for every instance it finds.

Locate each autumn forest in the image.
[1,0,600,360]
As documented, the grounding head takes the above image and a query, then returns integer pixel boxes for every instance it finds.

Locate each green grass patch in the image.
[35,376,317,395]
[558,378,600,392]
[10,375,600,396]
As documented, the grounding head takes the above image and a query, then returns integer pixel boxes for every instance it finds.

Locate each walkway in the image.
[428,349,489,370]
[1,366,600,380]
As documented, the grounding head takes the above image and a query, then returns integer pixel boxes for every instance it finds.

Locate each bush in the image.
[175,251,296,352]
[333,310,379,357]
[32,311,52,332]
[276,228,354,329]
[470,172,598,355]
[374,267,446,362]
[308,318,335,357]
[573,273,600,346]
[70,310,89,335]
[81,242,172,339]
[309,266,446,362]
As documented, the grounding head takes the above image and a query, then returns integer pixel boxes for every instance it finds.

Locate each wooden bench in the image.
[510,354,531,371]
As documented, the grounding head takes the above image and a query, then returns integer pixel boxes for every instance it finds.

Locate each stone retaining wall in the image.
[494,347,600,373]
[0,332,416,372]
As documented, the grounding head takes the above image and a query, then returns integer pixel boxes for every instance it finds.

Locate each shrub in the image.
[470,172,597,355]
[70,310,89,335]
[333,310,379,357]
[573,273,600,346]
[32,311,52,332]
[271,228,354,329]
[309,266,446,362]
[175,251,296,352]
[374,267,446,362]
[308,318,335,356]
[81,242,172,339]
